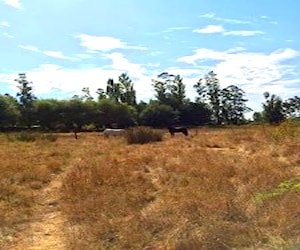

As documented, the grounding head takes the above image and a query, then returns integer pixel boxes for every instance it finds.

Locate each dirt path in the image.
[13,174,67,250]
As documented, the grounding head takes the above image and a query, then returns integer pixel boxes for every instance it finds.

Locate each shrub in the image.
[126,127,163,144]
[6,132,58,142]
[272,119,298,142]
[7,132,37,142]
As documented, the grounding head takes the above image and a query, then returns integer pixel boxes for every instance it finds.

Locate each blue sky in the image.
[1,0,300,113]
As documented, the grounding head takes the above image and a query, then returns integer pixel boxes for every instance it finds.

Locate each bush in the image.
[272,119,298,142]
[126,127,163,144]
[7,132,37,142]
[6,132,58,142]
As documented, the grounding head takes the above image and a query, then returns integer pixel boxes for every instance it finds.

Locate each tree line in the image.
[0,71,299,131]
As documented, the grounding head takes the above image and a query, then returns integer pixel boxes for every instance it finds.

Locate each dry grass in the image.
[1,125,300,249]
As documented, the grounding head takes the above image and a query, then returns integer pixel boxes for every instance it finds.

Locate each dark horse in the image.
[168,126,188,136]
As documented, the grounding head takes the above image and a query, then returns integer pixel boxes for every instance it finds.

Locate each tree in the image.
[96,88,107,101]
[221,85,252,125]
[0,94,20,129]
[152,72,187,110]
[283,96,300,117]
[169,75,187,109]
[152,72,175,105]
[194,71,222,125]
[193,78,206,103]
[152,77,168,104]
[35,99,62,130]
[179,102,211,126]
[139,102,177,127]
[98,99,136,128]
[81,87,94,102]
[119,73,136,106]
[15,73,37,127]
[253,112,264,123]
[262,92,285,124]
[106,78,122,102]
[105,73,137,106]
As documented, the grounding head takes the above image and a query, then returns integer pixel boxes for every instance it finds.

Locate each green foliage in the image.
[119,73,136,105]
[262,92,285,124]
[0,95,21,128]
[105,73,136,105]
[35,99,62,130]
[271,119,298,142]
[139,102,177,127]
[15,73,37,127]
[179,102,211,125]
[255,176,300,203]
[126,126,163,144]
[194,72,251,125]
[98,99,137,128]
[283,96,300,117]
[6,132,58,142]
[7,132,37,142]
[221,85,252,125]
[152,72,188,109]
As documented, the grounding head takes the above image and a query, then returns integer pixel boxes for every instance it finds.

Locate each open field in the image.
[1,124,300,249]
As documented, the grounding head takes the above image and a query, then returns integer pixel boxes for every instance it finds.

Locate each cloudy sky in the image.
[1,0,299,113]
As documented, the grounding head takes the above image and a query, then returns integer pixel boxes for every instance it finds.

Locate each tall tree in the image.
[15,73,37,127]
[262,92,285,124]
[194,71,222,125]
[152,72,169,104]
[221,85,252,124]
[169,75,187,108]
[152,72,187,109]
[119,73,136,105]
[106,78,122,102]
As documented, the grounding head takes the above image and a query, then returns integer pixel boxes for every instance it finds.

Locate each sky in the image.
[1,0,300,114]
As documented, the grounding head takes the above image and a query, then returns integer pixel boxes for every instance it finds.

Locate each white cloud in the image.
[177,47,300,110]
[224,47,247,53]
[105,52,144,75]
[0,21,10,27]
[193,25,264,37]
[2,0,21,9]
[19,45,76,60]
[223,30,265,36]
[198,12,251,24]
[193,25,225,34]
[3,53,156,101]
[164,26,191,32]
[3,32,14,38]
[76,34,147,52]
[19,45,39,52]
[75,53,93,59]
[103,52,155,98]
[43,51,75,60]
[270,48,299,62]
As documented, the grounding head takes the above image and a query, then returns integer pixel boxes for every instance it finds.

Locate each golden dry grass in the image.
[1,125,300,249]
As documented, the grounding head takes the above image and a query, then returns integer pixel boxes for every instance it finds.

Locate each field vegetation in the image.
[1,124,300,249]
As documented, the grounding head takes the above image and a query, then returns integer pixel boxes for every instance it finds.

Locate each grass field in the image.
[1,123,300,249]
